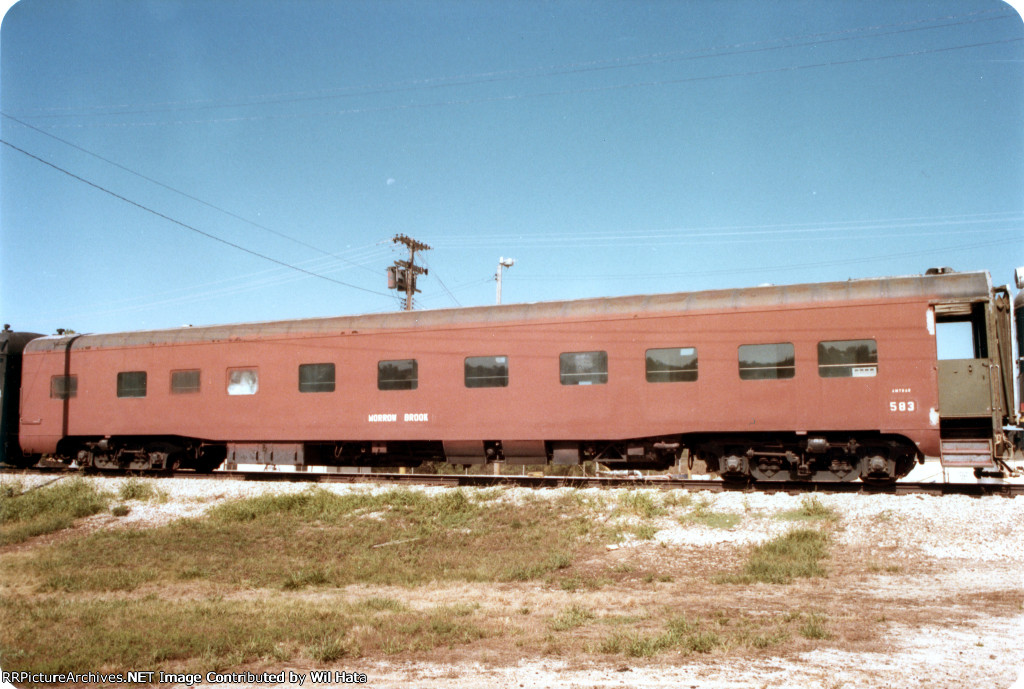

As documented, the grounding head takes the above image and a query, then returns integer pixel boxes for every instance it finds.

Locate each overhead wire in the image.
[0,112,381,277]
[1,139,394,299]
[9,8,1013,121]
[420,255,462,307]
[426,212,1023,249]
[43,243,396,320]
[17,35,1024,130]
[3,11,1020,318]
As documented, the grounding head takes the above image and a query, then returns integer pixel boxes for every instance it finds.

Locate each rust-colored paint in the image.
[19,272,992,457]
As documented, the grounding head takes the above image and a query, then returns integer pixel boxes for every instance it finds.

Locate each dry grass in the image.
[1,481,1021,678]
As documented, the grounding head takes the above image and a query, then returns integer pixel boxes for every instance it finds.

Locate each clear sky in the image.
[1,0,1022,335]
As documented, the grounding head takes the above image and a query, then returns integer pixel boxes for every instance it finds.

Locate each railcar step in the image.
[939,439,994,468]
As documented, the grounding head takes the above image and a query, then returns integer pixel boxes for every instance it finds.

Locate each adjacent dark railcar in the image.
[0,326,44,468]
[8,270,1020,481]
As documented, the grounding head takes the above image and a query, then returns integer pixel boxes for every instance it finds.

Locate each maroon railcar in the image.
[7,269,1018,481]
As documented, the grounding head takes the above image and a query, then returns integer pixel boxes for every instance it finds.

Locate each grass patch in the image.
[616,490,666,519]
[549,604,596,631]
[118,477,166,503]
[0,595,497,673]
[0,478,111,546]
[281,567,332,590]
[680,498,742,530]
[355,597,408,613]
[661,491,694,509]
[633,524,659,540]
[799,612,832,640]
[0,484,849,672]
[13,487,615,592]
[778,496,839,522]
[719,528,830,584]
[867,562,903,574]
[593,609,834,658]
[596,616,723,657]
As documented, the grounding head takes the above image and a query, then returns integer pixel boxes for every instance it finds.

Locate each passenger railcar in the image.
[2,269,1019,482]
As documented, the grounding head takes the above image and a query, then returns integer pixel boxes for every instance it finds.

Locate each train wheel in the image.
[859,453,896,484]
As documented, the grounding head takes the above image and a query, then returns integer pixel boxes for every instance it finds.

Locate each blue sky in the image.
[1,0,1022,335]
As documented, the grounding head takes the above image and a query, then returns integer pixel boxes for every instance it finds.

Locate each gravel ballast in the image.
[2,473,1022,688]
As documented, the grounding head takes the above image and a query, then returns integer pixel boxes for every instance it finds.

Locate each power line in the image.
[421,255,462,307]
[19,36,1023,130]
[1,138,393,298]
[427,212,1023,247]
[1,112,380,276]
[9,8,1013,121]
[510,236,1021,283]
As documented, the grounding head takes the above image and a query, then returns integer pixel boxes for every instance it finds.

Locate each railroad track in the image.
[3,465,1022,497]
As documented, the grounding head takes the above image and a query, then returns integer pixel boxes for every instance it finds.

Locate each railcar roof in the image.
[25,270,993,352]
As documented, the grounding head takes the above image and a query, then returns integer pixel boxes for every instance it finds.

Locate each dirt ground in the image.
[219,487,1024,689]
[2,478,1022,689]
[273,550,1023,688]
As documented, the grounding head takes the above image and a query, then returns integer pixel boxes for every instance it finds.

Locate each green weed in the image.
[719,528,830,584]
[118,477,165,502]
[0,478,110,545]
[680,498,742,529]
[617,490,666,519]
[548,604,596,631]
[799,612,832,640]
[633,524,659,540]
[778,496,839,522]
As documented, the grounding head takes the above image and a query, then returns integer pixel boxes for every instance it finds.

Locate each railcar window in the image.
[738,343,795,380]
[227,368,259,396]
[935,303,988,360]
[935,321,975,360]
[378,359,418,391]
[117,371,147,398]
[465,356,509,388]
[171,369,201,394]
[50,375,77,399]
[560,351,608,385]
[646,347,698,383]
[817,340,877,378]
[299,363,335,393]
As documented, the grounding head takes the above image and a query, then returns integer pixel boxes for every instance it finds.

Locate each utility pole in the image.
[496,257,514,304]
[388,234,431,311]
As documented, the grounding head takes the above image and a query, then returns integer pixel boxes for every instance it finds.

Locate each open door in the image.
[934,296,1012,468]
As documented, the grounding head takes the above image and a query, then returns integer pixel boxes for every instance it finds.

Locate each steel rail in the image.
[3,465,1021,497]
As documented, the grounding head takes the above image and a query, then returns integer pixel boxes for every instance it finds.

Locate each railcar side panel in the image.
[18,295,941,458]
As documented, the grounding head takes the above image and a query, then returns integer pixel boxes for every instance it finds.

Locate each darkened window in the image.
[378,359,417,390]
[738,343,795,380]
[646,347,698,383]
[117,371,147,398]
[50,375,77,399]
[818,340,877,378]
[299,363,336,393]
[227,368,259,396]
[171,369,201,394]
[560,351,608,386]
[465,356,509,388]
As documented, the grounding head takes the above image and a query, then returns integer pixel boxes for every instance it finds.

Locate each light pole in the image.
[496,257,515,304]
